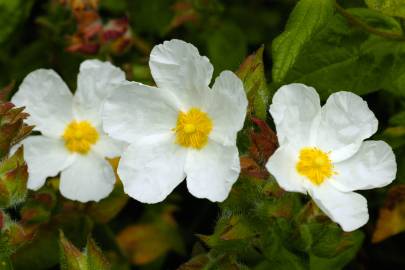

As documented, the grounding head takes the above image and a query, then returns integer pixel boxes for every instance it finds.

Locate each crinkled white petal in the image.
[205,71,248,146]
[12,69,73,137]
[149,39,213,109]
[331,140,396,192]
[269,83,321,147]
[185,141,240,202]
[118,135,186,203]
[73,60,126,125]
[265,145,307,194]
[316,91,378,161]
[59,153,115,202]
[92,134,127,158]
[308,182,369,232]
[22,136,75,190]
[103,82,179,144]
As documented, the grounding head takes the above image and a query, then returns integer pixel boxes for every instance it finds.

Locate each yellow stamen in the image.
[296,147,335,185]
[173,107,213,149]
[62,121,99,154]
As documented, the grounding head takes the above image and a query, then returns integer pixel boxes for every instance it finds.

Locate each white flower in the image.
[102,39,248,203]
[12,60,127,202]
[265,83,397,231]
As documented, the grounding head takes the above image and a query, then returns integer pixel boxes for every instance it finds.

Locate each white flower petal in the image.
[73,60,126,125]
[206,71,248,146]
[22,136,74,190]
[269,83,321,147]
[59,154,115,202]
[103,82,179,144]
[118,135,186,203]
[308,182,369,232]
[149,39,213,109]
[265,145,307,194]
[92,134,126,158]
[185,141,240,202]
[12,69,73,137]
[317,91,378,160]
[331,141,396,192]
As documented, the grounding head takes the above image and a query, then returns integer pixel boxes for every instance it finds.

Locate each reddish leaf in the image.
[249,117,278,165]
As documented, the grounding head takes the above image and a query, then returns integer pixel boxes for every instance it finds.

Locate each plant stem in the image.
[335,2,405,41]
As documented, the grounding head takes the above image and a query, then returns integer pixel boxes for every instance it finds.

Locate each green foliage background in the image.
[0,0,405,269]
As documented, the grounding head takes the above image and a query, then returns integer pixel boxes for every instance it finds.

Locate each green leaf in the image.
[207,22,247,74]
[236,46,269,119]
[0,218,28,259]
[60,231,86,270]
[116,205,185,266]
[281,8,405,99]
[296,222,364,270]
[262,229,308,270]
[86,238,110,270]
[12,213,93,270]
[87,181,128,224]
[0,0,35,45]
[0,146,28,208]
[366,0,405,18]
[272,0,334,83]
[0,257,13,270]
[60,231,111,270]
[128,0,173,36]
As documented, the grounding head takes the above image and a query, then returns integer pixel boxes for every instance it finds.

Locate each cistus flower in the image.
[102,39,248,203]
[11,60,126,202]
[265,83,397,231]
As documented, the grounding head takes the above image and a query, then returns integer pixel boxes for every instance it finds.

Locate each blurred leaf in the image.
[366,0,405,18]
[87,159,128,224]
[207,22,247,74]
[87,184,128,224]
[117,224,171,265]
[272,0,334,82]
[168,1,199,31]
[380,126,405,149]
[0,0,35,44]
[0,82,15,102]
[99,0,128,14]
[0,210,4,231]
[389,111,405,125]
[236,46,269,119]
[20,187,57,225]
[116,206,184,265]
[373,184,405,243]
[129,0,173,36]
[0,258,13,270]
[12,213,93,269]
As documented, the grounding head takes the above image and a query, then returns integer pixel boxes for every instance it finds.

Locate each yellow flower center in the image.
[173,107,213,149]
[296,147,335,185]
[62,121,99,154]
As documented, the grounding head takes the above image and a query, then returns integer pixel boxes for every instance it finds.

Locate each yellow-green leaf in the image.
[366,0,405,18]
[272,0,334,83]
[236,46,269,119]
